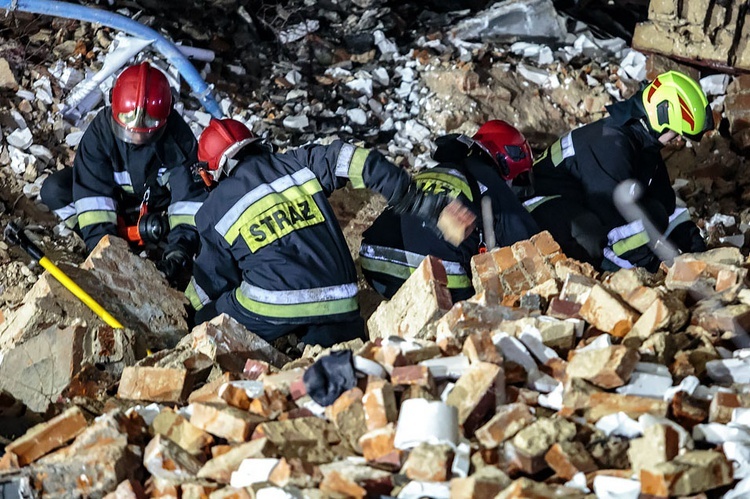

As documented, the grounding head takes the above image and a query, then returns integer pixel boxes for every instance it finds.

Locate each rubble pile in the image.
[0,231,750,497]
[1,0,750,497]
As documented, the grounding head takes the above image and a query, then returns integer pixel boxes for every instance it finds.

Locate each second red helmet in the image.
[472,120,533,180]
[110,62,172,145]
[198,118,257,179]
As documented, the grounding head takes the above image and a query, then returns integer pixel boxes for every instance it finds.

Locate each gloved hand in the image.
[156,250,191,288]
[668,221,706,254]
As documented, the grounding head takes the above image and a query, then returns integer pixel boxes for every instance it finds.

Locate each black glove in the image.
[391,183,453,238]
[156,250,191,288]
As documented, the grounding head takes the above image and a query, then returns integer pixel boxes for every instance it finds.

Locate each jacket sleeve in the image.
[162,115,205,258]
[286,141,413,203]
[186,217,242,311]
[286,140,458,233]
[489,181,540,247]
[72,116,120,253]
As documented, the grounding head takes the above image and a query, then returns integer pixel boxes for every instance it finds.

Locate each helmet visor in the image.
[111,114,166,145]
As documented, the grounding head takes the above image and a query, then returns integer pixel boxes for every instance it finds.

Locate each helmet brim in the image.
[682,104,714,142]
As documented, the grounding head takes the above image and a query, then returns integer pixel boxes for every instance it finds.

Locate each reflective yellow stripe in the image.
[235,288,358,318]
[224,178,322,244]
[612,231,650,256]
[550,139,563,166]
[349,148,369,189]
[415,172,473,201]
[360,255,472,289]
[169,214,196,229]
[185,280,204,311]
[122,186,135,194]
[64,215,79,229]
[78,210,117,228]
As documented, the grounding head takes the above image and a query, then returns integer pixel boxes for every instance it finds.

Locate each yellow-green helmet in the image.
[641,70,713,141]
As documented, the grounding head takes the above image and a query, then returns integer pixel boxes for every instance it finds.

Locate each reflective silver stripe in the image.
[603,247,634,269]
[478,181,488,194]
[215,168,317,237]
[75,196,116,213]
[664,207,690,236]
[561,133,575,160]
[54,203,77,221]
[191,278,211,306]
[359,244,467,276]
[607,206,690,246]
[157,167,168,186]
[168,201,202,216]
[607,219,644,246]
[523,196,547,207]
[113,171,132,187]
[335,143,356,178]
[239,281,358,305]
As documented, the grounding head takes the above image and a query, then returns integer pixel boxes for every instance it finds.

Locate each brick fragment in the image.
[507,417,576,474]
[251,417,338,464]
[5,406,87,466]
[495,477,586,498]
[190,402,265,443]
[709,391,742,424]
[367,256,452,341]
[475,403,534,449]
[197,438,276,484]
[362,378,398,431]
[628,424,680,474]
[358,423,398,462]
[544,441,597,480]
[445,361,504,434]
[566,345,640,389]
[117,366,191,403]
[640,450,733,497]
[402,443,453,482]
[449,466,510,499]
[579,284,639,337]
[143,434,202,482]
[103,479,146,499]
[151,410,213,456]
[390,365,435,391]
[326,387,367,453]
[188,373,240,404]
[319,470,366,499]
[585,392,669,422]
[462,330,503,365]
[671,391,709,429]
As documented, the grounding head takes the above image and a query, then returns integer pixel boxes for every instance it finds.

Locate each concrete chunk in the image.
[566,345,640,389]
[118,366,191,403]
[475,403,534,449]
[144,434,202,482]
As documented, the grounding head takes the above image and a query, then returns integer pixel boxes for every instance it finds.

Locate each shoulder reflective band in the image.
[168,201,202,228]
[359,244,471,289]
[415,171,473,201]
[335,143,370,189]
[236,281,359,319]
[550,133,575,167]
[75,196,117,228]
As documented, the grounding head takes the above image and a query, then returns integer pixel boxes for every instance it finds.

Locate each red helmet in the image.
[110,62,172,145]
[198,118,257,179]
[472,120,533,180]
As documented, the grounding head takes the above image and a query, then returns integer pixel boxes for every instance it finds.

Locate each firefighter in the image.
[186,118,476,347]
[359,120,540,302]
[39,62,206,286]
[524,70,712,272]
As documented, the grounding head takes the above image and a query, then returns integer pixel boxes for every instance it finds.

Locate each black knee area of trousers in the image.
[40,168,74,211]
[530,198,606,268]
[362,269,403,300]
[298,317,366,348]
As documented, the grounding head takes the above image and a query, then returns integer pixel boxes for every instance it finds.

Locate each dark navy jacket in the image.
[187,141,416,324]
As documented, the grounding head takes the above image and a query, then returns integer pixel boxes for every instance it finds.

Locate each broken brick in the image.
[544,440,598,480]
[566,345,640,389]
[5,406,88,466]
[190,402,266,443]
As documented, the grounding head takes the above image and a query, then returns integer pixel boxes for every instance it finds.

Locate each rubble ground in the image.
[2,0,750,497]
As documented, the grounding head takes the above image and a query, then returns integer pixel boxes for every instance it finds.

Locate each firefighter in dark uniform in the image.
[186,118,475,347]
[39,62,205,286]
[359,120,540,302]
[524,70,712,272]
